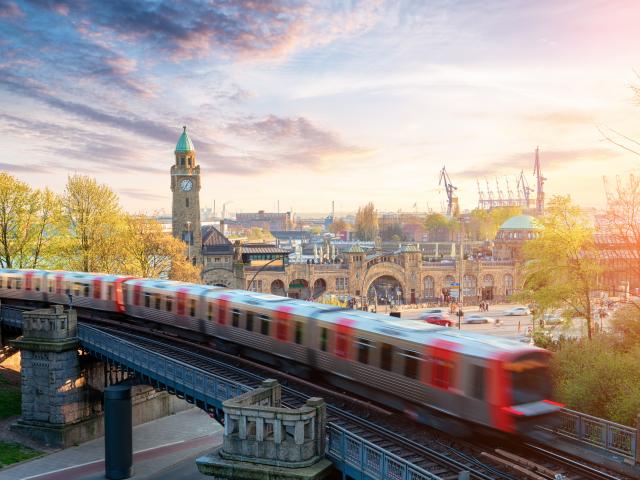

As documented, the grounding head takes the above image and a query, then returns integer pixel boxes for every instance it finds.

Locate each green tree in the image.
[355,202,378,241]
[520,196,600,339]
[60,174,126,273]
[328,217,348,234]
[0,174,61,268]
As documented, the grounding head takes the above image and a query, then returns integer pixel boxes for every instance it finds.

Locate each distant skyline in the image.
[1,0,640,215]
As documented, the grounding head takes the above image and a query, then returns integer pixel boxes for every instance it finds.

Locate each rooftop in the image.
[499,214,542,231]
[175,126,195,152]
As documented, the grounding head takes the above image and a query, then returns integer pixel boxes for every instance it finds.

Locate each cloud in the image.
[0,0,22,17]
[454,147,620,179]
[224,114,373,171]
[526,111,595,126]
[118,188,166,202]
[0,161,49,174]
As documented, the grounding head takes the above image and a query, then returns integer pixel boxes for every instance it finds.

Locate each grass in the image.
[0,442,42,468]
[0,376,21,420]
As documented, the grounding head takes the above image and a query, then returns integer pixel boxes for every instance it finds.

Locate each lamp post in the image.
[247,256,281,293]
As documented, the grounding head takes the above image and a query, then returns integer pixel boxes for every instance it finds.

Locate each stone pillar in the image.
[10,306,90,447]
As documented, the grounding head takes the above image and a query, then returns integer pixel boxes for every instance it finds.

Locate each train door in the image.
[333,318,355,379]
[93,278,102,300]
[114,278,131,313]
[55,274,64,296]
[276,306,293,341]
[25,271,33,291]
[133,283,143,307]
[424,338,462,415]
[218,295,229,327]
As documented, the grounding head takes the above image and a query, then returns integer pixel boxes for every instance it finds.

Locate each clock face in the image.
[180,179,193,192]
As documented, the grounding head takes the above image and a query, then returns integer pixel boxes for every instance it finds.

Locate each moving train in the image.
[0,268,562,435]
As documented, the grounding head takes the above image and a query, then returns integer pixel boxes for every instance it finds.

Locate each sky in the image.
[1,0,640,216]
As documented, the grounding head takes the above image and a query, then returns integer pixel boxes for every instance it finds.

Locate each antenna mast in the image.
[533,147,546,215]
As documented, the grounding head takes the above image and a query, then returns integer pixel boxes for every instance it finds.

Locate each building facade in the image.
[236,211,293,231]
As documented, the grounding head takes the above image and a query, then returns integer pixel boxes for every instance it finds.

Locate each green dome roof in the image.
[499,214,542,231]
[401,244,420,253]
[347,244,365,253]
[175,126,195,152]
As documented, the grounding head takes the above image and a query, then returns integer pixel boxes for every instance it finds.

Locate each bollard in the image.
[105,385,133,480]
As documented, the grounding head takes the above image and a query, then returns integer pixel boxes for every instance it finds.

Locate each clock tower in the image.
[171,126,202,267]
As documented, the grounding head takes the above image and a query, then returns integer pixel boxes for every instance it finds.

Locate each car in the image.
[422,308,447,315]
[419,312,453,327]
[504,306,531,316]
[541,313,562,325]
[464,314,493,324]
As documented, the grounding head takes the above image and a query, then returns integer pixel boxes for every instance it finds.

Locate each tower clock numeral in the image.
[180,179,193,191]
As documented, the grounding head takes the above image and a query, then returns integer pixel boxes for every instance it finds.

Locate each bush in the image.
[551,335,640,426]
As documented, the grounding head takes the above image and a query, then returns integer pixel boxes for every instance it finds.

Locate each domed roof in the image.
[175,126,195,152]
[499,214,542,231]
[401,244,420,253]
[347,244,365,253]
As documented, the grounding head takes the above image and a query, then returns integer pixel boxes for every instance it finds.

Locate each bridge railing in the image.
[327,423,441,480]
[553,408,637,461]
[0,305,24,329]
[77,324,250,412]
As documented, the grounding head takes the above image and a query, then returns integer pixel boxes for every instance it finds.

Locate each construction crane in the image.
[439,166,458,216]
[477,179,485,209]
[517,170,533,209]
[495,177,505,208]
[533,147,546,215]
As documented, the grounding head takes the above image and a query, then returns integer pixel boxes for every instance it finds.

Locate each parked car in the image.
[422,308,447,315]
[504,306,531,316]
[541,313,563,325]
[420,312,453,327]
[464,314,493,324]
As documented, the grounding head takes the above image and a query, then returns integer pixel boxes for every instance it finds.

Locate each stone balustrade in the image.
[220,378,326,468]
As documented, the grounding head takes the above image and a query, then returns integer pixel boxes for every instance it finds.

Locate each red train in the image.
[0,269,562,435]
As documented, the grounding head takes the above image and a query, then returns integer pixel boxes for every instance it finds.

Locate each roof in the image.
[401,244,420,253]
[242,244,291,255]
[347,244,365,253]
[271,231,311,240]
[499,214,542,231]
[175,126,195,152]
[202,226,231,246]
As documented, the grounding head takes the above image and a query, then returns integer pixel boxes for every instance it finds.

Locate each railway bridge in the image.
[1,304,638,480]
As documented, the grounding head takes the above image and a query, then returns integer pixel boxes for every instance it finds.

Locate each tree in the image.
[520,196,600,339]
[328,218,348,234]
[0,173,61,269]
[354,202,378,241]
[60,174,126,273]
[123,214,198,279]
[168,256,202,283]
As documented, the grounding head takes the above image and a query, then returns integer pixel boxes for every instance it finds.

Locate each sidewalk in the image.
[0,408,222,480]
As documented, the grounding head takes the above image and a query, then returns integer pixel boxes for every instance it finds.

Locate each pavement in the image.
[0,408,223,480]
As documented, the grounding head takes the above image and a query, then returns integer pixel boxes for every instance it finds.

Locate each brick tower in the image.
[171,126,202,266]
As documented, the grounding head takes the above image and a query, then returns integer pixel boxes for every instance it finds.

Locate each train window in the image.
[403,350,421,380]
[6,278,11,289]
[207,302,213,321]
[0,276,3,288]
[232,309,240,327]
[144,292,151,308]
[166,296,173,312]
[470,365,485,400]
[154,294,161,309]
[246,312,254,331]
[294,321,303,344]
[16,278,22,289]
[107,285,113,301]
[432,359,454,389]
[320,328,328,352]
[189,299,196,317]
[380,343,393,371]
[34,278,40,292]
[356,338,370,364]
[260,315,270,335]
[83,284,89,297]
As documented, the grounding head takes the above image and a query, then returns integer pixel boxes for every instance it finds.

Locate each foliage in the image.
[328,217,348,234]
[246,227,274,242]
[551,336,640,426]
[0,442,42,468]
[424,212,450,230]
[0,174,61,269]
[610,304,640,346]
[380,222,403,241]
[0,383,20,420]
[467,206,522,240]
[61,174,126,273]
[354,202,378,241]
[520,196,600,339]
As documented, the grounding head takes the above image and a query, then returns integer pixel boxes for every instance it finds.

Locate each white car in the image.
[542,313,563,325]
[504,306,531,316]
[464,314,494,324]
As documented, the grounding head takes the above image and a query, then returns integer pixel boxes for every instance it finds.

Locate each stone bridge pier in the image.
[9,305,190,447]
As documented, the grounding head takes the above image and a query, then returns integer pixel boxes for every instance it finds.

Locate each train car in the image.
[0,268,561,435]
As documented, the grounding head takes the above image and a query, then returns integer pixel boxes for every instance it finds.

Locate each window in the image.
[380,343,393,371]
[294,321,303,344]
[431,359,453,389]
[73,283,81,296]
[260,315,270,335]
[232,309,240,327]
[320,328,328,352]
[107,285,113,301]
[186,197,189,207]
[214,257,220,263]
[0,276,3,288]
[166,296,173,312]
[48,279,54,293]
[154,294,161,309]
[180,157,185,166]
[207,302,213,321]
[470,365,485,400]
[224,257,230,263]
[84,284,90,297]
[189,298,196,317]
[356,338,370,364]
[144,292,151,308]
[248,280,262,292]
[246,312,254,331]
[336,277,348,291]
[34,278,40,292]
[403,350,421,379]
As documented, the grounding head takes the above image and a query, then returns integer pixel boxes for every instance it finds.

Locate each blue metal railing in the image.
[0,305,24,328]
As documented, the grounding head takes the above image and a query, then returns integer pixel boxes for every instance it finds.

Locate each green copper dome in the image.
[499,214,542,231]
[347,244,365,253]
[175,126,195,152]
